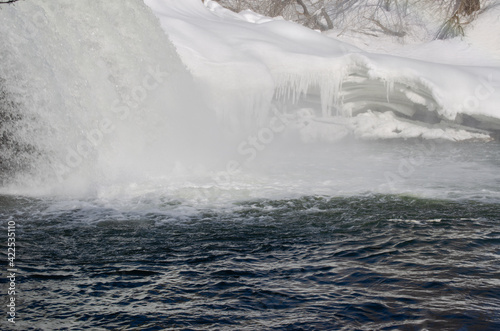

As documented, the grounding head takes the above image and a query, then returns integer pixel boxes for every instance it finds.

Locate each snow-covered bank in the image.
[145,0,500,141]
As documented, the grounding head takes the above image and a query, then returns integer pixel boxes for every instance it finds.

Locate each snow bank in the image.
[145,0,500,141]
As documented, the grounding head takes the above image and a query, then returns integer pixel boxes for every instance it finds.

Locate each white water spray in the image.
[0,0,225,196]
[1,0,499,205]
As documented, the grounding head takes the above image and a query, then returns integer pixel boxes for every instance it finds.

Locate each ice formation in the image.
[146,0,500,142]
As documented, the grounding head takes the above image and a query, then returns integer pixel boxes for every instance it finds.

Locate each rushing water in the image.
[1,194,499,330]
[1,141,500,330]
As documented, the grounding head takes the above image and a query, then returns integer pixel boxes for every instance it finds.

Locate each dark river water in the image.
[1,192,499,330]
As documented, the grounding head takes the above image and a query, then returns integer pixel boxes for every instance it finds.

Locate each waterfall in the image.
[0,0,219,195]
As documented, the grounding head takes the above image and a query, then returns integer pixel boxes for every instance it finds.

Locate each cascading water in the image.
[0,0,226,197]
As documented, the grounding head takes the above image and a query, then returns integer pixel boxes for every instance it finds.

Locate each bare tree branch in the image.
[368,18,406,37]
[295,0,310,16]
[321,7,333,30]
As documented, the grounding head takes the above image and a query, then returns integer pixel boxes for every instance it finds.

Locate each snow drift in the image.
[146,0,500,141]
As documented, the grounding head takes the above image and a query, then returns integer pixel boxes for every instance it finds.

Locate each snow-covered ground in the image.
[145,0,500,142]
[327,1,500,66]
